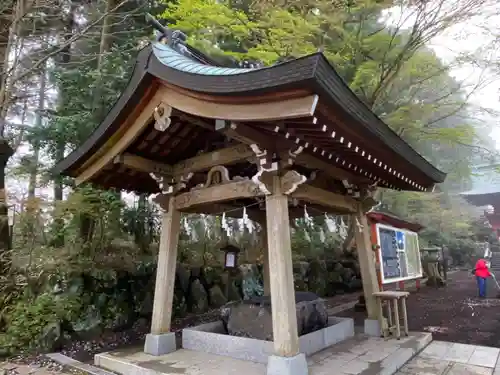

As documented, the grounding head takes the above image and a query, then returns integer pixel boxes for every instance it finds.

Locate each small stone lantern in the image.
[220,244,240,269]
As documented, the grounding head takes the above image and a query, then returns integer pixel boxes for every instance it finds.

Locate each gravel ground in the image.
[338,270,500,347]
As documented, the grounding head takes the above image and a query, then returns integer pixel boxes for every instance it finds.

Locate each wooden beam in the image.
[173,180,264,211]
[114,154,173,175]
[115,144,254,178]
[173,144,253,176]
[75,86,168,185]
[159,85,319,122]
[290,184,359,213]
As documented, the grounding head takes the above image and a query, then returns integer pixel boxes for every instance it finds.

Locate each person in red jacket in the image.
[473,259,491,298]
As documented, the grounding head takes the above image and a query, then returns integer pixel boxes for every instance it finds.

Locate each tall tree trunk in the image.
[92,0,118,120]
[51,2,76,247]
[53,3,75,202]
[28,57,46,199]
[95,0,121,237]
[0,0,22,262]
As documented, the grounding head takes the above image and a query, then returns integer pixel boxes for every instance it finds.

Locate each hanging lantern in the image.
[220,244,241,269]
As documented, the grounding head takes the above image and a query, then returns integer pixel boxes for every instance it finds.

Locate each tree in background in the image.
[159,0,498,247]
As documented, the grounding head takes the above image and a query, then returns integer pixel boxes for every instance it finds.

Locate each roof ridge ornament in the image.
[146,13,191,58]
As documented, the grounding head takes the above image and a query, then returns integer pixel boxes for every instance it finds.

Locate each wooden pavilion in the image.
[55,21,446,375]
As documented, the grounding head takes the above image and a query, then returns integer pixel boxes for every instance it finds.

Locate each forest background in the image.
[1,0,500,356]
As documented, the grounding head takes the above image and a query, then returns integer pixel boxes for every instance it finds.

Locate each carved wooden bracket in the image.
[151,193,171,211]
[342,179,362,198]
[281,170,307,195]
[283,145,304,167]
[250,144,277,171]
[250,144,278,195]
[359,183,379,213]
[154,102,173,131]
[150,172,193,195]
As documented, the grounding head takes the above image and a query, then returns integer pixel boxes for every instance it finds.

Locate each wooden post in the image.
[353,208,380,320]
[260,220,271,296]
[265,175,299,357]
[150,198,181,334]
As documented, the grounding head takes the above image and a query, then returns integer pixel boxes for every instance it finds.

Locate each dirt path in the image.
[339,271,500,347]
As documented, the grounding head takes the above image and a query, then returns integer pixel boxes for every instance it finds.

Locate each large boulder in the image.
[225,292,328,341]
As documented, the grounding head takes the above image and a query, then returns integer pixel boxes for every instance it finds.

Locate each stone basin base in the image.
[182,316,354,364]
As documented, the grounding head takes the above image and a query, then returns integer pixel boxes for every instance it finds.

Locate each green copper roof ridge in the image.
[152,42,258,76]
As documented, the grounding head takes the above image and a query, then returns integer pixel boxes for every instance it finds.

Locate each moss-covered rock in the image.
[173,289,188,318]
[189,279,209,314]
[201,266,222,288]
[308,260,327,297]
[176,263,191,294]
[293,262,310,291]
[209,285,228,308]
[227,280,242,301]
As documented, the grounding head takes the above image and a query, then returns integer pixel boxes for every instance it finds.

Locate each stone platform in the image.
[95,332,432,375]
[403,340,500,375]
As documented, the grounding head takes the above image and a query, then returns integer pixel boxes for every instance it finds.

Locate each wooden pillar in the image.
[260,219,271,296]
[353,207,380,319]
[150,198,181,334]
[265,175,299,357]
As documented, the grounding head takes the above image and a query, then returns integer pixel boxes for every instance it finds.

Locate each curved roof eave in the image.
[55,41,446,187]
[148,43,445,184]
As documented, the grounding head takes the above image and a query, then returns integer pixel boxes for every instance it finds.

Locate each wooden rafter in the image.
[215,119,369,185]
[74,86,169,185]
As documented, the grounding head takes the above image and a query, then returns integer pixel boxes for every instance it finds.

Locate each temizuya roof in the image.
[55,31,446,194]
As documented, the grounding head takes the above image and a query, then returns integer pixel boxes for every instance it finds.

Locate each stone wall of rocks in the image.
[172,258,362,316]
[22,258,362,349]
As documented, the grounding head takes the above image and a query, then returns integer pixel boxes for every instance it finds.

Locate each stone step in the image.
[45,353,116,375]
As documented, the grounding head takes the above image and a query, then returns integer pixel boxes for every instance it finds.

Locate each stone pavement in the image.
[397,341,500,375]
[0,362,67,375]
[95,332,431,375]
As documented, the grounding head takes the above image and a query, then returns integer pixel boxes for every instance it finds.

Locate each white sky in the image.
[427,12,500,147]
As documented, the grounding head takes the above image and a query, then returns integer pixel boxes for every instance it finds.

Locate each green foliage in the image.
[51,185,124,251]
[1,292,81,353]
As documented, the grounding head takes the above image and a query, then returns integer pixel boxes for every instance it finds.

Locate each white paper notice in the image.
[225,253,236,268]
